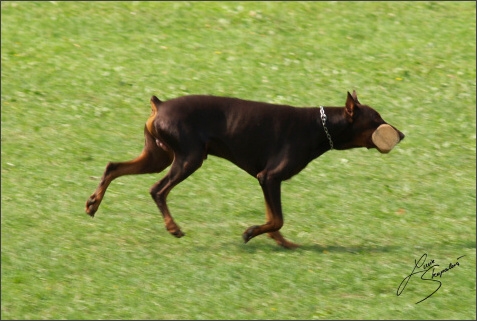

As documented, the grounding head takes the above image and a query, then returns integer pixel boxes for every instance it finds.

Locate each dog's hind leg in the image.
[149,149,204,238]
[85,128,173,216]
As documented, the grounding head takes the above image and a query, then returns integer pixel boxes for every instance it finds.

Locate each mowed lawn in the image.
[1,1,475,319]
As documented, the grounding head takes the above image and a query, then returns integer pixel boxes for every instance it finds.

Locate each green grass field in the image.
[1,1,475,319]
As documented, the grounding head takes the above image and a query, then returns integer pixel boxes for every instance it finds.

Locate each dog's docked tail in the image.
[146,96,162,138]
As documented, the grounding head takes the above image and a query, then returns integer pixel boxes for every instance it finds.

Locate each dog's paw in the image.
[169,228,185,238]
[268,231,300,249]
[278,240,300,249]
[85,195,98,217]
[242,225,259,243]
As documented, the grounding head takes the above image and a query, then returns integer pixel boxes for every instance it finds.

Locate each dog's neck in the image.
[319,106,334,150]
[315,106,352,152]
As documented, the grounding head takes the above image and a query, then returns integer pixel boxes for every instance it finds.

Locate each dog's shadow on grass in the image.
[298,243,401,254]
[238,241,401,254]
[238,239,476,254]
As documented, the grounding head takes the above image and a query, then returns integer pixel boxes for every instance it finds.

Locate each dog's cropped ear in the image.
[150,96,162,110]
[345,91,357,120]
[351,90,360,104]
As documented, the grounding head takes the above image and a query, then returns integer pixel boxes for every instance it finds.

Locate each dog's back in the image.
[151,95,320,175]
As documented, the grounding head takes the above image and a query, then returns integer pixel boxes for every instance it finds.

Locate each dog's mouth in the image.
[372,124,403,154]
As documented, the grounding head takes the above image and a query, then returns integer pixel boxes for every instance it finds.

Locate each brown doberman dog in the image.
[86,91,404,248]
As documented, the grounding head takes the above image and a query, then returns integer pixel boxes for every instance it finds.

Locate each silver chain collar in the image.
[320,106,334,150]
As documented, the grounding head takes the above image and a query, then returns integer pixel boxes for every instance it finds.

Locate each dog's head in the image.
[336,90,405,153]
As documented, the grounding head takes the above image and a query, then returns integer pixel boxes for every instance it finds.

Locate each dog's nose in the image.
[398,131,405,141]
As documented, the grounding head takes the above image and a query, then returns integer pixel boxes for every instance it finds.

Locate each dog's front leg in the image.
[242,172,299,249]
[267,231,299,249]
